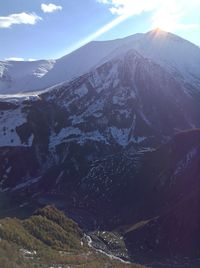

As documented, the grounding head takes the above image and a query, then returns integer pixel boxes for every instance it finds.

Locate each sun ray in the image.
[64,13,132,54]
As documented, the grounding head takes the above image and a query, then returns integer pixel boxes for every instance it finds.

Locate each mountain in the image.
[0,46,199,191]
[0,29,200,267]
[1,29,200,93]
[128,29,200,89]
[0,33,142,93]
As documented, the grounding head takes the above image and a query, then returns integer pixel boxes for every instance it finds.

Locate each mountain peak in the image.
[144,28,200,48]
[147,27,168,34]
[146,28,183,41]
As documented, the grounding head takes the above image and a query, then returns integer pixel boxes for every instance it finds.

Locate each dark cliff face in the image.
[124,129,200,263]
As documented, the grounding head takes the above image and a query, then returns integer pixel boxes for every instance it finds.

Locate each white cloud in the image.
[28,58,37,61]
[5,57,25,61]
[97,0,200,31]
[0,12,42,28]
[5,58,38,62]
[41,3,63,13]
[97,0,160,15]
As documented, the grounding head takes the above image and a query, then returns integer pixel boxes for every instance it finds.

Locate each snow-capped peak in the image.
[134,29,200,87]
[0,29,200,94]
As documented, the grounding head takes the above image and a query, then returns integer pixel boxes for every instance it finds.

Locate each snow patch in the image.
[12,176,41,191]
[50,127,108,148]
[110,127,130,147]
[70,99,104,125]
[0,107,33,147]
[75,84,88,97]
[174,147,198,176]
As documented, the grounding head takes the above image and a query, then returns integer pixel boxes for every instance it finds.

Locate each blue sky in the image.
[0,0,200,61]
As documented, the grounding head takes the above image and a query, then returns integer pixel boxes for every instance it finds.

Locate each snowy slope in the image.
[41,29,200,91]
[0,60,55,93]
[36,34,143,90]
[96,29,200,89]
[0,107,34,147]
[133,29,200,88]
[1,29,199,94]
[0,34,142,93]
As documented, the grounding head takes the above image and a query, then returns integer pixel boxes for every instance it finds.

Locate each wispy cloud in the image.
[97,0,200,31]
[28,58,37,61]
[97,0,160,16]
[41,3,63,13]
[5,57,38,62]
[5,57,25,61]
[0,12,42,28]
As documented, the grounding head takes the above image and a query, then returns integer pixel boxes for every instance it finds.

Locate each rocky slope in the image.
[0,49,199,197]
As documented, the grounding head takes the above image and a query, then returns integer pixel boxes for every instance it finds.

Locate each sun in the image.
[152,10,178,32]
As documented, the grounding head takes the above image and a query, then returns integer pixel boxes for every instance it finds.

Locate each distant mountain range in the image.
[0,29,200,267]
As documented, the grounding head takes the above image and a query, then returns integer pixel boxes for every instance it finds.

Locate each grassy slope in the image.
[0,205,145,268]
